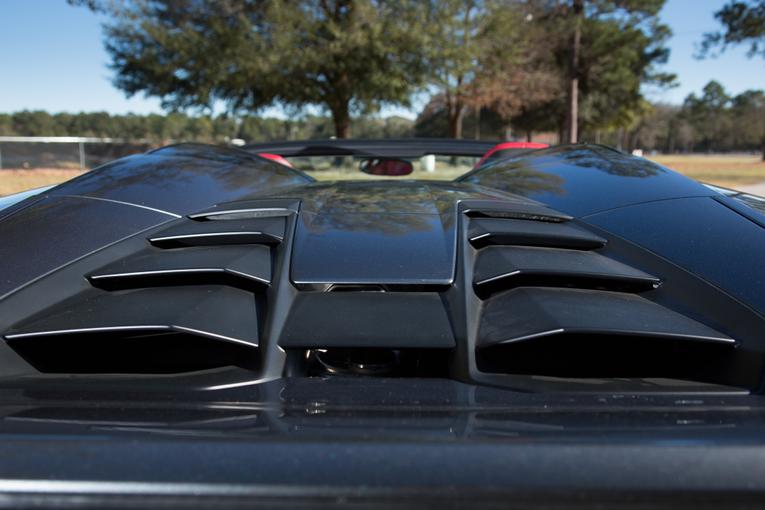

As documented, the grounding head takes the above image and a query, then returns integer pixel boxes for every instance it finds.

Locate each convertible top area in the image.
[244,137,502,158]
[2,140,765,506]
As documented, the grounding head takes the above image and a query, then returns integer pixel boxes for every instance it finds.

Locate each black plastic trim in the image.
[473,246,661,297]
[477,287,734,348]
[149,231,283,248]
[468,217,607,250]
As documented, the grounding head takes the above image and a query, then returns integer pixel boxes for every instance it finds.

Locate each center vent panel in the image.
[279,293,456,349]
[2,199,299,375]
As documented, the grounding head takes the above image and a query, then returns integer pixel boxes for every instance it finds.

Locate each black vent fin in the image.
[148,216,285,248]
[88,245,272,291]
[149,231,282,248]
[460,200,572,223]
[468,217,606,250]
[473,246,661,297]
[188,198,300,221]
[477,287,734,348]
[4,286,260,349]
[475,287,744,385]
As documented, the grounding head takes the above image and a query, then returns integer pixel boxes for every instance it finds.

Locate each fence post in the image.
[78,141,85,170]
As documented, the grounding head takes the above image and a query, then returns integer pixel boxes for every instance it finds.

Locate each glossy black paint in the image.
[458,144,717,216]
[0,196,172,299]
[47,143,313,215]
[0,378,764,507]
[585,197,765,315]
[289,181,519,286]
[0,144,311,300]
[1,141,765,507]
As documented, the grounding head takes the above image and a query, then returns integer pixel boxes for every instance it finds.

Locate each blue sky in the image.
[1,0,763,118]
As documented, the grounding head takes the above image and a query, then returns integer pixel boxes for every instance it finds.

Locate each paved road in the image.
[736,183,765,196]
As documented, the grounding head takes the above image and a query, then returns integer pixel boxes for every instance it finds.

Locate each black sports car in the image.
[1,139,765,508]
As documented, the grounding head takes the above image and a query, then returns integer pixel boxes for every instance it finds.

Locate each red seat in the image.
[474,142,548,169]
[258,153,294,168]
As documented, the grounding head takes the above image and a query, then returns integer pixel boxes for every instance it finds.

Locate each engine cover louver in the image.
[0,199,299,376]
[0,191,761,393]
[454,200,758,391]
[477,287,734,347]
[88,245,272,290]
[4,285,262,347]
[473,246,661,297]
[468,217,606,250]
[147,217,284,248]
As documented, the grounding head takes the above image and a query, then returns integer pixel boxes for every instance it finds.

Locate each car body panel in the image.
[44,144,313,215]
[585,196,765,315]
[458,145,716,216]
[1,141,765,507]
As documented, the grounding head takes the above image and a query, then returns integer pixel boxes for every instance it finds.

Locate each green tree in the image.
[0,114,12,136]
[701,1,765,58]
[71,0,428,138]
[524,0,674,142]
[700,1,765,158]
[11,111,58,136]
[681,81,732,152]
[415,1,557,140]
[420,0,487,139]
[471,2,561,140]
[730,90,765,154]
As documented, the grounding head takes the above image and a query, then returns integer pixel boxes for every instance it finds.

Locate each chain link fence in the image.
[0,137,152,170]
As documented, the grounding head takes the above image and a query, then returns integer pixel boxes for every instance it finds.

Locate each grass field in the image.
[0,169,86,196]
[648,154,765,188]
[2,154,765,197]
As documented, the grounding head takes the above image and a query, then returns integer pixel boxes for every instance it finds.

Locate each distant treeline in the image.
[2,80,763,154]
[603,81,765,154]
[0,111,415,145]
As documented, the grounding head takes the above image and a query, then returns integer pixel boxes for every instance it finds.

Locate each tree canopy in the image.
[410,0,674,141]
[701,0,765,58]
[70,0,676,141]
[71,0,429,138]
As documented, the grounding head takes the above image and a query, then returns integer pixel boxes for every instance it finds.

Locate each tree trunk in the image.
[474,107,481,140]
[330,102,351,138]
[666,122,674,153]
[566,0,584,144]
[448,104,466,139]
[761,137,765,161]
[526,130,532,142]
